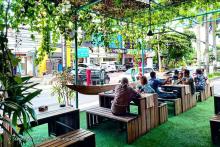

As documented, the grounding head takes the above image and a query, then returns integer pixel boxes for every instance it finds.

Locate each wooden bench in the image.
[37,129,95,147]
[158,98,182,116]
[86,107,138,143]
[158,102,168,124]
[210,115,220,145]
[197,90,206,102]
[210,85,214,97]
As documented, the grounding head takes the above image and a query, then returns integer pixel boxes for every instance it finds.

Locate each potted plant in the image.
[51,70,75,107]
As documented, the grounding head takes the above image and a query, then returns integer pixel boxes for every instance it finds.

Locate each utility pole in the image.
[212,14,217,71]
[62,36,67,70]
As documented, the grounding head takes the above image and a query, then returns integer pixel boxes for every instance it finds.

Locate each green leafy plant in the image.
[0,0,41,145]
[51,70,75,107]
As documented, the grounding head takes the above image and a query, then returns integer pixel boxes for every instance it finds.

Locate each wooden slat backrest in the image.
[2,115,13,147]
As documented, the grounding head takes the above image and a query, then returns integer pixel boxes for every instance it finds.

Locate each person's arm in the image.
[131,87,141,99]
[183,77,192,85]
[129,87,141,105]
[156,79,167,86]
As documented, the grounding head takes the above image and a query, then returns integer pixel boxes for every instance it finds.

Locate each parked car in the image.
[119,67,154,82]
[153,64,159,71]
[124,62,134,70]
[163,67,196,78]
[115,63,126,72]
[71,69,110,85]
[77,63,100,70]
[100,62,117,72]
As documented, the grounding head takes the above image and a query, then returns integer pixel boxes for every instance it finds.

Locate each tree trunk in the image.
[196,25,201,67]
[204,13,209,74]
[212,14,217,71]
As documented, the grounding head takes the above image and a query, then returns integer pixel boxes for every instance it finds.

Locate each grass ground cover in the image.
[23,97,215,147]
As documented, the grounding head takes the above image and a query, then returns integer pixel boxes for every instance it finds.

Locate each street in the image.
[31,72,124,109]
[31,72,220,110]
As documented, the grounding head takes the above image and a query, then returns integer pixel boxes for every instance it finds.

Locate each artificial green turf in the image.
[23,97,215,147]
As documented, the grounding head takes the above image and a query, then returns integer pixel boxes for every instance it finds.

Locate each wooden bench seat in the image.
[86,107,138,143]
[158,98,182,116]
[37,129,95,147]
[86,107,137,123]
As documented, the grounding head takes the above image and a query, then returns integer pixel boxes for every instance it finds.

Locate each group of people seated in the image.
[111,68,207,116]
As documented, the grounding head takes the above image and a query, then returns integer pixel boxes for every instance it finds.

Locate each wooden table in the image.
[18,105,80,136]
[99,92,159,132]
[161,84,196,112]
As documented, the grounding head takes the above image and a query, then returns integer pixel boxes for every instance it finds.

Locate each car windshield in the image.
[144,68,153,73]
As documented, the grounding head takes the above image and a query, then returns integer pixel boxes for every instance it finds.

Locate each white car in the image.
[119,67,154,82]
[77,63,100,70]
[100,62,117,72]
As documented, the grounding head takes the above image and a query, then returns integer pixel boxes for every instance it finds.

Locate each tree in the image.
[149,31,196,68]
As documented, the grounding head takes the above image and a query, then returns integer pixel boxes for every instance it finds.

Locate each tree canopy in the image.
[0,0,219,62]
[149,30,196,68]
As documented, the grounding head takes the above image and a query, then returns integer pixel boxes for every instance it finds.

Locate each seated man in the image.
[182,69,195,95]
[194,69,206,91]
[137,76,155,93]
[111,77,141,116]
[149,72,177,99]
[171,70,180,85]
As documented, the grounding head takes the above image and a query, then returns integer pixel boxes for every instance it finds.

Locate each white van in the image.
[100,62,117,72]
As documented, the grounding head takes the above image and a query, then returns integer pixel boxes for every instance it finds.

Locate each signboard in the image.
[78,47,89,58]
[92,33,104,47]
[109,35,123,49]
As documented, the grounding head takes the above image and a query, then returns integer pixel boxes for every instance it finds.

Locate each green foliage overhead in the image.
[1,0,219,63]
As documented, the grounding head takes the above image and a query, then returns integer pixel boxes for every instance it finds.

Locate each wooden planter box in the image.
[158,102,168,124]
[210,115,220,145]
[214,95,220,115]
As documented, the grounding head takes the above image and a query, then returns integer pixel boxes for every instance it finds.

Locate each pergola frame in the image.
[71,0,150,108]
[57,0,220,108]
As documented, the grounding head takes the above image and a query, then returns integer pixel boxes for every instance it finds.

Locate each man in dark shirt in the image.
[194,68,206,91]
[149,72,177,99]
[111,77,141,115]
[182,69,195,94]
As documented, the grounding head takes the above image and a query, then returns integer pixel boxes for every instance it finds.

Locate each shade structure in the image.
[59,0,150,18]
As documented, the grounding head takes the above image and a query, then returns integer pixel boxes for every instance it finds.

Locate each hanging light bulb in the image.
[147,1,154,36]
[147,30,154,36]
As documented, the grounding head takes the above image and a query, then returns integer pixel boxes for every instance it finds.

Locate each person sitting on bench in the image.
[194,69,206,92]
[149,71,177,99]
[111,77,141,116]
[182,69,195,95]
[172,70,180,84]
[137,76,155,93]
